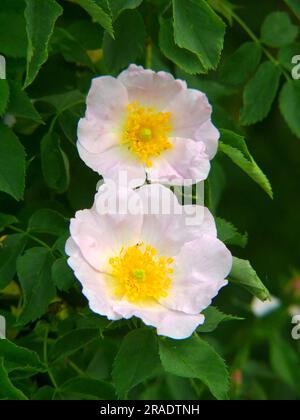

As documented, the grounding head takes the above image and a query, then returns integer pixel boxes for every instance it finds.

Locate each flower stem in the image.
[43,327,59,391]
[8,225,53,251]
[284,0,300,23]
[66,358,87,377]
[145,37,153,69]
[160,0,172,18]
[220,7,291,81]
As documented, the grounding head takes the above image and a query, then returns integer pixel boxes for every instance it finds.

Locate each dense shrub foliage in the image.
[0,0,299,400]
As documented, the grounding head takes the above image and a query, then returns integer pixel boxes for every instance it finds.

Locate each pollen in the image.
[109,243,173,302]
[122,102,173,167]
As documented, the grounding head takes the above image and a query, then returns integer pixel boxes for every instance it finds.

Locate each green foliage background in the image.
[0,0,300,400]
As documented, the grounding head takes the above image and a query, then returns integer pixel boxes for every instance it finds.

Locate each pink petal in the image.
[69,189,144,272]
[113,300,205,340]
[195,120,220,159]
[165,88,212,139]
[118,64,186,109]
[147,137,210,186]
[160,236,232,314]
[66,238,121,320]
[135,184,216,255]
[85,76,128,122]
[77,119,119,154]
[77,142,146,188]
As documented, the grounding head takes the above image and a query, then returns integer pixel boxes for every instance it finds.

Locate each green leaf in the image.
[24,0,63,88]
[28,209,67,236]
[269,334,300,392]
[39,90,85,114]
[240,61,281,125]
[284,0,300,20]
[0,80,9,117]
[0,0,29,14]
[207,0,235,25]
[109,0,143,20]
[159,19,205,75]
[280,80,300,139]
[0,213,18,233]
[261,12,299,48]
[0,234,27,290]
[197,306,242,333]
[0,339,43,373]
[66,20,104,50]
[17,247,56,324]
[41,131,70,193]
[50,328,100,361]
[112,328,161,398]
[176,68,235,99]
[229,257,270,301]
[58,109,81,144]
[72,0,113,37]
[159,335,229,400]
[61,377,115,400]
[51,27,95,69]
[0,359,28,400]
[172,0,225,70]
[165,374,197,400]
[103,10,146,73]
[216,217,248,248]
[220,42,262,86]
[32,386,55,400]
[53,232,69,256]
[7,82,43,124]
[219,129,273,198]
[0,12,27,58]
[0,123,26,201]
[52,258,75,292]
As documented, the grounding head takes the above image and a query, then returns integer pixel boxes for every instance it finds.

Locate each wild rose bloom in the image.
[77,64,219,188]
[66,184,232,339]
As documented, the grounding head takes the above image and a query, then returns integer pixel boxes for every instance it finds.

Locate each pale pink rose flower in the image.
[77,64,219,188]
[66,184,232,339]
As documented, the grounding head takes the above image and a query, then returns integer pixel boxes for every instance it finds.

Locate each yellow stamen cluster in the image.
[122,102,173,167]
[109,243,174,302]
